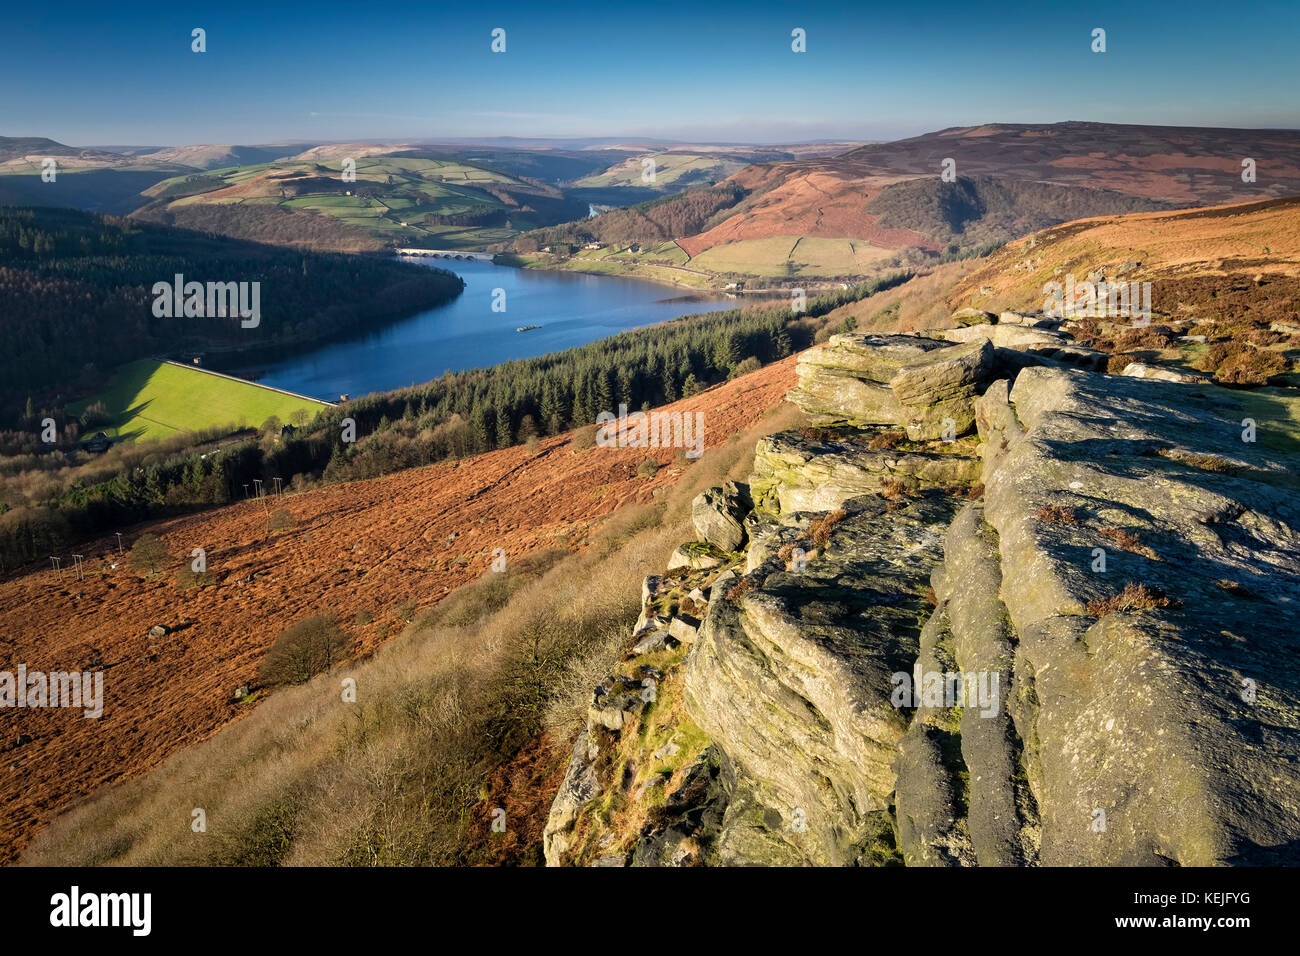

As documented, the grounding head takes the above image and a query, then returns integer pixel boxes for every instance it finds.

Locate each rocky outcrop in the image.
[545,311,1300,867]
[788,334,995,440]
[751,431,980,514]
[979,367,1300,864]
[691,481,751,551]
[686,493,959,864]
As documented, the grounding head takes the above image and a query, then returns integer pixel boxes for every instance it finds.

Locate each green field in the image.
[689,236,893,277]
[68,360,330,442]
[512,252,717,290]
[147,155,577,249]
[573,153,747,189]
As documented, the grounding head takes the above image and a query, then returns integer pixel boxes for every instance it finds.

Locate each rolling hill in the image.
[131,151,592,252]
[0,135,192,214]
[950,194,1300,321]
[512,122,1300,284]
[131,143,321,170]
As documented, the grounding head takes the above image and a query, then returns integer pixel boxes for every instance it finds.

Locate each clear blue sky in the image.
[3,0,1297,146]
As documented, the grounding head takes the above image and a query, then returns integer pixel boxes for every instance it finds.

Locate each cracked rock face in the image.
[691,481,751,552]
[980,368,1300,865]
[752,430,980,514]
[685,494,959,865]
[545,319,1300,867]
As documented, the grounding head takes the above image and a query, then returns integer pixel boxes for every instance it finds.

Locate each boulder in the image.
[752,431,980,514]
[952,307,995,327]
[890,339,996,440]
[668,616,700,644]
[1120,362,1210,384]
[787,334,950,425]
[999,310,1059,329]
[543,730,601,865]
[666,542,726,571]
[797,333,951,383]
[691,481,751,551]
[632,628,674,656]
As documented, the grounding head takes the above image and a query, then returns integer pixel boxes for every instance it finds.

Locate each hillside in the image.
[512,122,1300,285]
[133,144,320,170]
[14,198,1300,868]
[66,360,330,442]
[952,195,1300,312]
[0,135,192,214]
[5,357,798,864]
[840,122,1300,204]
[0,206,464,414]
[132,152,590,252]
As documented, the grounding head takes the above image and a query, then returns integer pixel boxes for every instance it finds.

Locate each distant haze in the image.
[4,0,1298,144]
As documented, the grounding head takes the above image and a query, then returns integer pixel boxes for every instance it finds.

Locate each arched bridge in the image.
[394,248,496,262]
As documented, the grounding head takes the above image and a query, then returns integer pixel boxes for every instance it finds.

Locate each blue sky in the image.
[3,0,1298,146]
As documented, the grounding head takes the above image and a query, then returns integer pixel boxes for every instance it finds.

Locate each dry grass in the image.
[1157,448,1239,473]
[1106,353,1138,374]
[868,430,907,451]
[22,399,803,868]
[799,425,850,442]
[1098,526,1161,561]
[676,594,705,618]
[880,477,912,500]
[1194,341,1287,386]
[1086,582,1181,618]
[1215,579,1261,600]
[810,259,981,336]
[810,509,847,548]
[569,424,599,451]
[726,575,757,604]
[1035,504,1079,525]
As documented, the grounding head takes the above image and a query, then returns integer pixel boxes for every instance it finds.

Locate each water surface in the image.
[222,259,733,401]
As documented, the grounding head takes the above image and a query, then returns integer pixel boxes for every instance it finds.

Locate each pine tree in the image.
[496,408,513,448]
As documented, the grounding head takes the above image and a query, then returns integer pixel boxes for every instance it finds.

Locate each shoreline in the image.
[496,252,852,297]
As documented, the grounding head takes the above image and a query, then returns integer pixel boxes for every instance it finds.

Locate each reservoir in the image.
[221,259,734,401]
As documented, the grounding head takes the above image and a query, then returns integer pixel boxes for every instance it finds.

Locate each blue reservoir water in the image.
[222,259,733,401]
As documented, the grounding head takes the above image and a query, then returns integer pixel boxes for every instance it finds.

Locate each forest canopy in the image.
[0,206,464,416]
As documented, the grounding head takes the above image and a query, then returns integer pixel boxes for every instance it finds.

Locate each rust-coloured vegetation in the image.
[1087,582,1181,618]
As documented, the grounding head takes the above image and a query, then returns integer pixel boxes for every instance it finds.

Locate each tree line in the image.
[0,205,465,417]
[511,182,748,252]
[0,271,910,573]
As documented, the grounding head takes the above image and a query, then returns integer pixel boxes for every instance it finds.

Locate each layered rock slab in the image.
[751,430,981,514]
[981,367,1300,864]
[787,334,996,440]
[684,493,960,865]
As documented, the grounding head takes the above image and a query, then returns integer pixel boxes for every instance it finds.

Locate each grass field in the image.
[573,153,747,189]
[68,360,330,442]
[512,253,717,290]
[146,155,560,249]
[688,235,894,277]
